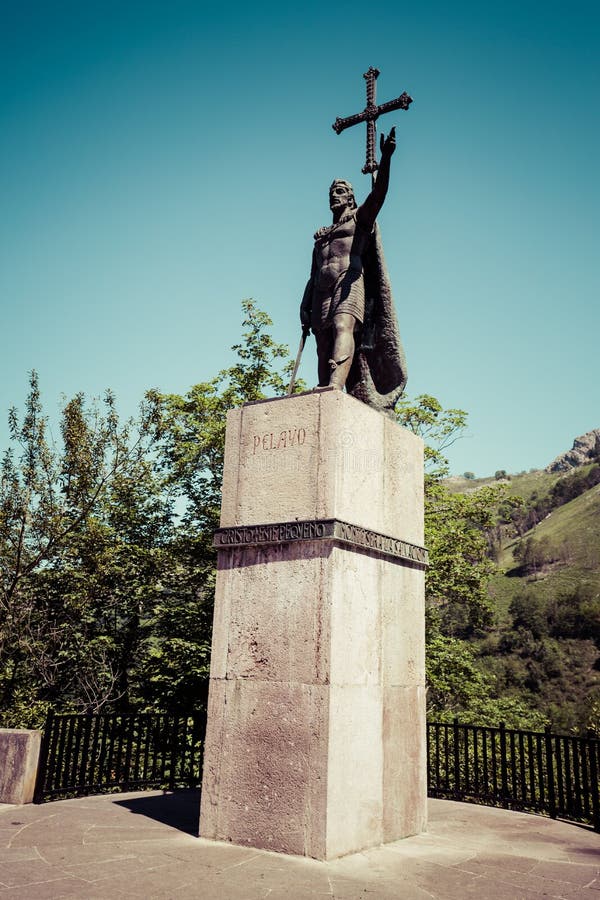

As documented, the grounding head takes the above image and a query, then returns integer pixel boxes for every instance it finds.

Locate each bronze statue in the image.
[298,68,411,416]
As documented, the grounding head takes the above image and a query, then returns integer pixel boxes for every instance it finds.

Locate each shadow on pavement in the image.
[115,788,201,835]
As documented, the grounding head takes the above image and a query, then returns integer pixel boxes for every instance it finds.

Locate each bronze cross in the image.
[332,67,412,175]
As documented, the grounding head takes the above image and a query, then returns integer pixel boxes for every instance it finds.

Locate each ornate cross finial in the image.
[332,67,412,174]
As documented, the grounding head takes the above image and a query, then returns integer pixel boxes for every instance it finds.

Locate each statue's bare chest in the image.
[315,217,356,265]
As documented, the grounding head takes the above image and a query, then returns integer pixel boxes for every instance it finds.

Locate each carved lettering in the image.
[251,425,308,454]
[214,518,428,567]
[333,521,428,565]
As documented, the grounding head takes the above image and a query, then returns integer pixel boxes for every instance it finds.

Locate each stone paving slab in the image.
[0,791,598,898]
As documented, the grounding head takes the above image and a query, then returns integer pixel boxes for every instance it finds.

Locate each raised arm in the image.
[357,127,396,231]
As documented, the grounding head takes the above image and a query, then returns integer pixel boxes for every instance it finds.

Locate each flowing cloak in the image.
[345,222,407,417]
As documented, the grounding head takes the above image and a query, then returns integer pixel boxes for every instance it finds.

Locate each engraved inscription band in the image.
[214,518,428,568]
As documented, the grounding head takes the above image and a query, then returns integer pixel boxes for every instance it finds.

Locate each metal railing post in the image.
[587,729,600,832]
[499,722,508,805]
[453,717,461,798]
[544,725,557,820]
[33,709,54,804]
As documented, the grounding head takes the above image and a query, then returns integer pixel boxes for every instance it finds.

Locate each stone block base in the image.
[0,729,42,804]
[199,390,427,859]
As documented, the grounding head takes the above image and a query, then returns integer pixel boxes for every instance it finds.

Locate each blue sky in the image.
[1,0,598,476]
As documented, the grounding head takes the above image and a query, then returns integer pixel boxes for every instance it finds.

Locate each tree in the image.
[509,590,548,640]
[2,302,537,730]
[136,300,304,711]
[395,394,535,724]
[424,481,499,637]
[0,302,303,727]
[512,535,557,575]
[147,299,301,533]
[395,395,502,636]
[0,373,166,724]
[425,632,545,728]
[395,393,467,479]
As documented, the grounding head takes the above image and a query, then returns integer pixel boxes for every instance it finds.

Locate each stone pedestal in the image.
[0,729,42,804]
[199,388,427,860]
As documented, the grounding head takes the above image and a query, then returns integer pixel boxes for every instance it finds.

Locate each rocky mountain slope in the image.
[545,428,600,473]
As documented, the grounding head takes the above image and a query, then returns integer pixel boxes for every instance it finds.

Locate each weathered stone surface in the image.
[325,683,384,858]
[382,684,428,842]
[381,563,426,686]
[1,791,597,900]
[220,389,423,542]
[200,680,330,858]
[0,729,42,804]
[210,541,333,685]
[200,391,426,859]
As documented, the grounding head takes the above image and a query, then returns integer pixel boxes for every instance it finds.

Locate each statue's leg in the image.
[329,313,356,390]
[314,327,333,387]
[328,313,357,389]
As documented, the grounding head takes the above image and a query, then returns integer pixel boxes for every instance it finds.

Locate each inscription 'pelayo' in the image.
[252,427,307,454]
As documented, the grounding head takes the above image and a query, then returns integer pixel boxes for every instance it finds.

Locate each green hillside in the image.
[447,469,558,500]
[491,479,600,610]
[469,463,600,733]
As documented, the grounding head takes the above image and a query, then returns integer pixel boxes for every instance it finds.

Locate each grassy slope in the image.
[491,478,600,620]
[483,476,600,729]
[445,462,600,729]
[447,469,557,500]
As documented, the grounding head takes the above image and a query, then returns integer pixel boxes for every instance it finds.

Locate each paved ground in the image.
[0,791,598,899]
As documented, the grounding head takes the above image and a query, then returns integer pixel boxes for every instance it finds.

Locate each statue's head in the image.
[329,179,356,212]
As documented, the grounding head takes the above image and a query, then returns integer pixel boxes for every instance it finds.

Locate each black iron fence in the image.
[33,711,600,832]
[427,719,600,831]
[34,710,206,803]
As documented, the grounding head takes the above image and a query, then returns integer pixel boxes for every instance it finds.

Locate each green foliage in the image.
[5,302,572,735]
[503,462,600,536]
[426,634,546,729]
[0,372,168,721]
[395,394,467,478]
[395,395,499,635]
[426,633,488,714]
[512,535,562,575]
[395,394,542,727]
[422,413,600,733]
[425,481,504,637]
[147,299,302,533]
[508,590,547,639]
[547,584,600,642]
[485,486,600,735]
[0,301,302,725]
[551,464,600,505]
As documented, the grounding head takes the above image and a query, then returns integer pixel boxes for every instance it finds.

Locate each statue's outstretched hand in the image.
[380,126,396,158]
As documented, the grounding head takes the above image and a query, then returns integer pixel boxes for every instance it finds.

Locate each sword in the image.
[288,329,309,395]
